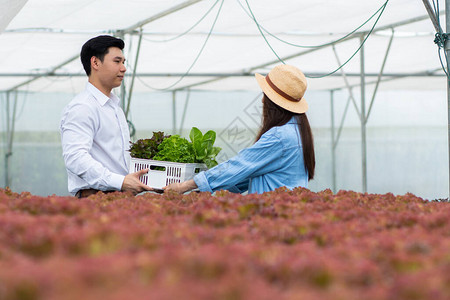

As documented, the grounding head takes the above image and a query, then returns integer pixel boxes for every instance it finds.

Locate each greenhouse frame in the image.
[1,0,449,199]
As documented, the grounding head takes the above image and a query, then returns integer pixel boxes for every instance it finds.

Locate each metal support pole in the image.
[179,89,191,135]
[366,29,395,120]
[4,92,10,188]
[126,29,143,118]
[332,45,362,121]
[115,31,127,111]
[334,95,352,149]
[360,35,367,193]
[422,0,442,32]
[120,76,127,112]
[446,0,450,199]
[172,91,177,134]
[4,91,18,188]
[330,90,337,193]
[422,0,450,199]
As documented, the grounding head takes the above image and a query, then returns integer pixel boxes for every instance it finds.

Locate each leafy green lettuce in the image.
[189,127,221,168]
[129,128,221,169]
[153,135,195,163]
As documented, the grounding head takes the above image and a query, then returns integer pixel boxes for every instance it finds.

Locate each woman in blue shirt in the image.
[165,64,315,194]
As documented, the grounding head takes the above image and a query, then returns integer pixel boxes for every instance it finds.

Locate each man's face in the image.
[96,47,126,90]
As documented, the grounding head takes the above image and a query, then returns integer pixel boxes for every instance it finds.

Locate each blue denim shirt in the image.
[194,117,308,194]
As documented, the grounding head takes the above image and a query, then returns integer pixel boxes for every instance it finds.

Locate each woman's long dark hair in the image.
[255,94,315,180]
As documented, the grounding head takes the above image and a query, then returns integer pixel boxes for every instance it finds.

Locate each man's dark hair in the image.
[80,35,125,76]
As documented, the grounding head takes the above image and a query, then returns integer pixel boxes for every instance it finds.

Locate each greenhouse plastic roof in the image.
[0,0,447,92]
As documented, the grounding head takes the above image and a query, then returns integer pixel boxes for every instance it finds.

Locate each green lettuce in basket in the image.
[129,128,221,169]
[189,127,221,168]
[128,131,169,159]
[153,135,195,163]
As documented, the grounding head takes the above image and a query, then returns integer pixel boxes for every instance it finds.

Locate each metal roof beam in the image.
[248,13,444,73]
[171,12,441,91]
[6,54,79,92]
[0,72,445,78]
[5,0,204,92]
[334,68,443,90]
[119,0,204,34]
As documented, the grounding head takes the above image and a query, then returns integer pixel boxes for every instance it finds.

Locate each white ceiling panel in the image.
[0,0,446,92]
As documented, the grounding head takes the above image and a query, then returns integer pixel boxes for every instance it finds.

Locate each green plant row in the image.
[129,127,221,169]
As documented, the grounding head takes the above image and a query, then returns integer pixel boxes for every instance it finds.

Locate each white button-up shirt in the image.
[60,82,130,195]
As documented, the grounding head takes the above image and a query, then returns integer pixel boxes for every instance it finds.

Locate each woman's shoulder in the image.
[266,121,298,136]
[260,125,282,142]
[260,121,300,147]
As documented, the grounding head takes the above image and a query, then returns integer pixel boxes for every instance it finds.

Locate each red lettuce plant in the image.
[0,187,449,300]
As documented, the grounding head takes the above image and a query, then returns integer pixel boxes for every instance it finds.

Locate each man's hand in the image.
[121,169,153,195]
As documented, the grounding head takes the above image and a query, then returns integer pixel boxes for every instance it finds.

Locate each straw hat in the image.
[255,64,308,113]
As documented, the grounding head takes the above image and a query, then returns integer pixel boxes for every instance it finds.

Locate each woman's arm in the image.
[165,127,285,194]
[192,128,284,193]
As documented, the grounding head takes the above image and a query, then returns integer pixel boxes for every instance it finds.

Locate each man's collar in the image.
[86,82,119,106]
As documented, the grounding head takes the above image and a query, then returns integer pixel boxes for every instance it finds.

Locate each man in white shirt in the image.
[60,35,152,198]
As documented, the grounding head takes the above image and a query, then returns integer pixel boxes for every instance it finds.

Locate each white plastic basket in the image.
[129,158,207,190]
